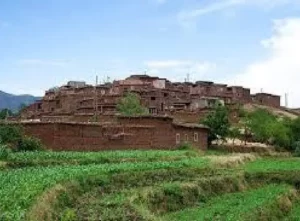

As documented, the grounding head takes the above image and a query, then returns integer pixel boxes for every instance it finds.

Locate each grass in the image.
[67,174,246,221]
[2,148,300,221]
[244,158,300,173]
[285,200,300,221]
[5,150,197,167]
[0,160,6,170]
[164,184,294,221]
[0,157,210,220]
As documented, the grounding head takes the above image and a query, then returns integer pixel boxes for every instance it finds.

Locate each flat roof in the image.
[173,122,209,129]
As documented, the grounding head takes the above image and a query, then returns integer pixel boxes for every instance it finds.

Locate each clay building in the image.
[20,74,281,123]
[252,93,281,108]
[14,116,209,151]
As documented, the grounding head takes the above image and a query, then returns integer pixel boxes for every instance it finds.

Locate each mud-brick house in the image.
[18,116,209,151]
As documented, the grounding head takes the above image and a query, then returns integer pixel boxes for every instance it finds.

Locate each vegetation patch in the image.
[5,150,196,168]
[244,158,300,173]
[0,157,210,220]
[164,184,295,221]
[207,153,257,168]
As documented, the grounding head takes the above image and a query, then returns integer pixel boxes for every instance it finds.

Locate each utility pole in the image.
[285,93,288,108]
[94,75,98,119]
[187,73,190,82]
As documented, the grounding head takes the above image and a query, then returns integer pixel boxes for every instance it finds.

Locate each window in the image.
[151,97,156,101]
[176,133,180,144]
[185,134,188,142]
[149,108,157,115]
[194,133,198,142]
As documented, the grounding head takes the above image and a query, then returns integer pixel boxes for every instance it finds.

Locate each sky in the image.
[1,0,300,107]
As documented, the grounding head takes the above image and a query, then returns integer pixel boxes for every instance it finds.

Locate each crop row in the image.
[244,158,300,173]
[7,149,194,162]
[0,157,210,220]
[164,184,293,221]
[4,150,196,168]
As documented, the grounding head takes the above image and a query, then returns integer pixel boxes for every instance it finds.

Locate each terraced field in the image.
[1,149,300,221]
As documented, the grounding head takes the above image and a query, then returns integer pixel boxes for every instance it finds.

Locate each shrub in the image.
[0,144,11,160]
[293,141,300,157]
[177,143,193,150]
[0,125,23,145]
[17,136,44,152]
[116,92,149,116]
[201,104,230,145]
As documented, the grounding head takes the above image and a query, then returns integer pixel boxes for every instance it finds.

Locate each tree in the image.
[242,109,293,149]
[18,103,27,114]
[0,109,13,120]
[201,104,230,145]
[116,92,148,116]
[228,127,240,145]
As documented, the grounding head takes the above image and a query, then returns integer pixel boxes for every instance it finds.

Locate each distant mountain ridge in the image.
[0,90,41,111]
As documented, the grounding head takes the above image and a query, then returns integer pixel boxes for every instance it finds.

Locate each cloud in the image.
[178,0,299,28]
[144,60,216,81]
[18,59,69,67]
[229,17,300,107]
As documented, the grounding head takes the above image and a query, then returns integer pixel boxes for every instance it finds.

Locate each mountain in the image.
[0,90,41,111]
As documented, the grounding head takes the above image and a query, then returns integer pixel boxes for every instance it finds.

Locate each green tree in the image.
[117,92,148,116]
[228,127,241,145]
[243,109,293,149]
[244,109,279,143]
[18,103,27,114]
[201,104,230,145]
[290,117,300,142]
[0,109,13,120]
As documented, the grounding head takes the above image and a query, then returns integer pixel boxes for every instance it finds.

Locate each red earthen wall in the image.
[20,117,208,151]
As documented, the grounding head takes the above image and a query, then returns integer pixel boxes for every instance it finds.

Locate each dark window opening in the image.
[176,133,180,144]
[185,134,188,142]
[194,133,198,142]
[149,108,157,115]
[151,97,156,101]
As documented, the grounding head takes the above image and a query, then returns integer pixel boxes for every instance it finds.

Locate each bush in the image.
[293,141,300,157]
[177,143,193,150]
[0,125,23,144]
[17,136,44,152]
[0,144,11,160]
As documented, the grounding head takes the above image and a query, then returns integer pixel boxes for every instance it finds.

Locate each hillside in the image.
[243,103,300,119]
[1,149,300,221]
[0,90,40,111]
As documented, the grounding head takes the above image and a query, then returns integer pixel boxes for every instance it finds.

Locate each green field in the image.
[1,150,300,221]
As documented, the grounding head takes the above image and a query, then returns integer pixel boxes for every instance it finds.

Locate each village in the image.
[21,74,281,123]
[3,74,282,152]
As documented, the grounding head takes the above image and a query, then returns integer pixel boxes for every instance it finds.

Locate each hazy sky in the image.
[1,0,300,107]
